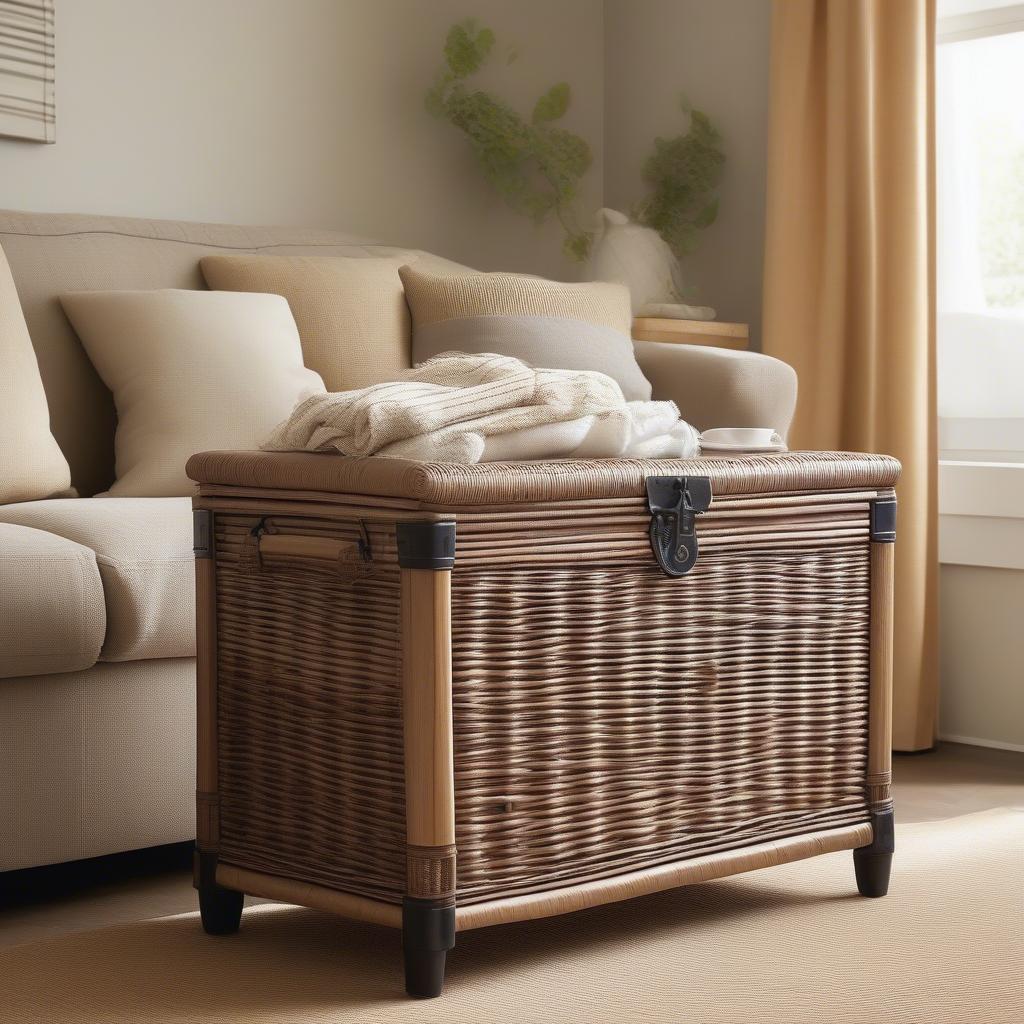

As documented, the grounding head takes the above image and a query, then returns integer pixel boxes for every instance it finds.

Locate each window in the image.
[936,2,1024,569]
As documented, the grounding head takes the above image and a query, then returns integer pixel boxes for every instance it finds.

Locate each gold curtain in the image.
[762,0,938,750]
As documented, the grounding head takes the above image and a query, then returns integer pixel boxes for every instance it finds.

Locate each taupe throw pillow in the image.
[200,254,411,391]
[60,290,325,497]
[0,242,72,504]
[399,265,652,401]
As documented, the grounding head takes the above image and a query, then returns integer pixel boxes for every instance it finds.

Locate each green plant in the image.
[426,19,594,261]
[633,96,725,258]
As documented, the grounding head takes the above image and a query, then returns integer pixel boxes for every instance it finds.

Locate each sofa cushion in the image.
[200,254,413,392]
[59,289,326,497]
[399,264,653,401]
[0,498,194,662]
[0,523,105,679]
[0,657,196,870]
[0,242,72,504]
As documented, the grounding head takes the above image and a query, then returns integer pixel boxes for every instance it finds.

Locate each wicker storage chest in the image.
[187,450,900,997]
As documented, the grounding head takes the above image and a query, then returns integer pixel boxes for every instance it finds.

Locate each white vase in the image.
[589,208,715,320]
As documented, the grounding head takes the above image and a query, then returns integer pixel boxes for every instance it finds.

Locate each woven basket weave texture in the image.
[210,474,875,905]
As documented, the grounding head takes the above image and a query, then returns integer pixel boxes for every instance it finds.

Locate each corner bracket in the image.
[869,498,897,543]
[396,521,456,569]
[193,509,213,559]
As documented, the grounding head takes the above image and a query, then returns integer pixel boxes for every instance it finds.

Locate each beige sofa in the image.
[0,208,797,873]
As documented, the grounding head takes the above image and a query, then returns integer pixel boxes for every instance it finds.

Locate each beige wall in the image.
[0,0,603,280]
[1,1,775,293]
[939,565,1024,751]
[603,0,772,346]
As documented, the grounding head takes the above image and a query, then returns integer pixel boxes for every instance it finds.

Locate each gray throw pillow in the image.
[399,265,652,401]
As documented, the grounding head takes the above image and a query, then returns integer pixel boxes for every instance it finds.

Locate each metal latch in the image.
[645,476,713,577]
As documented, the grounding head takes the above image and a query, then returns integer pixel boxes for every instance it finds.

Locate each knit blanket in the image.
[262,352,700,464]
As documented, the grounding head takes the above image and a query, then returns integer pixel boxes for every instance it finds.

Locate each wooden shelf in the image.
[632,317,749,350]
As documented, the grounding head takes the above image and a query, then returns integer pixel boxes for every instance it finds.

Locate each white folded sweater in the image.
[262,352,700,464]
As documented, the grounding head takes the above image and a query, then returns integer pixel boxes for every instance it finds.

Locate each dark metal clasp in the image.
[356,520,373,562]
[645,476,712,577]
[243,516,275,571]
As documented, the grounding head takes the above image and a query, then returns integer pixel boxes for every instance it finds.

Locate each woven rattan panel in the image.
[450,541,872,904]
[213,514,407,903]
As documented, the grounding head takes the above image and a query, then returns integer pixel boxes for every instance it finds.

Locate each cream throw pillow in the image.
[59,290,325,497]
[200,254,410,391]
[0,243,72,503]
[399,265,652,401]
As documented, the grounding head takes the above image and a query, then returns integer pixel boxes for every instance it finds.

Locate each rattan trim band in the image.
[454,822,872,930]
[215,863,402,928]
[216,824,871,933]
[407,844,457,900]
[196,487,886,515]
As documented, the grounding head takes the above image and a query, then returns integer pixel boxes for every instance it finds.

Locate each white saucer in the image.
[699,442,788,455]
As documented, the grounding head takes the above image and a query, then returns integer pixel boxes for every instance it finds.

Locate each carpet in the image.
[1,810,1021,1024]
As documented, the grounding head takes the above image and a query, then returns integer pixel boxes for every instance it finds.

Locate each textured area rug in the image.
[1,810,1021,1024]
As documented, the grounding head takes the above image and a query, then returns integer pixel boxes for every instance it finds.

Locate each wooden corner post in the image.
[856,493,896,898]
[398,520,457,999]
[193,506,243,934]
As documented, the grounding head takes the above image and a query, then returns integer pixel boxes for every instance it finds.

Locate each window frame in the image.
[936,7,1024,569]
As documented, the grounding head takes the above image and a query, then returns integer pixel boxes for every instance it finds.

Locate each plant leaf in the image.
[477,28,495,58]
[424,71,452,117]
[689,108,716,138]
[532,82,570,123]
[429,22,592,264]
[632,97,725,256]
[693,198,719,228]
[444,20,494,78]
[563,230,593,262]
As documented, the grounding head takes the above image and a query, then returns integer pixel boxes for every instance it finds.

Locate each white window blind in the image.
[0,0,54,144]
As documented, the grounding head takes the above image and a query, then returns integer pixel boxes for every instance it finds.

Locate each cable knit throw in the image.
[262,352,700,464]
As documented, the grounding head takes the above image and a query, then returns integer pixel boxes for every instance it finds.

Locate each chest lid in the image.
[187,450,900,506]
